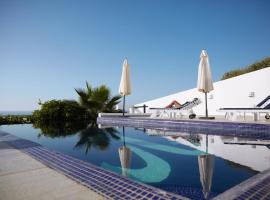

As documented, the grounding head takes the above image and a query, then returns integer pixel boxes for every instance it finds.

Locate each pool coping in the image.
[97,117,270,140]
[0,131,188,200]
[213,168,270,200]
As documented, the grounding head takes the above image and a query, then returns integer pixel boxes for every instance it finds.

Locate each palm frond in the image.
[75,88,89,106]
[75,82,121,120]
[92,85,110,103]
[86,82,92,96]
[106,95,121,111]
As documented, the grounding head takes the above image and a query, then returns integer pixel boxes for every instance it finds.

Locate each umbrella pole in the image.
[123,95,125,116]
[205,92,208,118]
[123,127,126,146]
[206,134,208,154]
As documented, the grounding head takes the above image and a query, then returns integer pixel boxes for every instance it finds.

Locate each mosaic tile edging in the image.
[97,117,270,139]
[0,131,188,200]
[213,168,270,200]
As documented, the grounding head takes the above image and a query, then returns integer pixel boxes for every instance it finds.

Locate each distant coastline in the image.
[0,111,33,116]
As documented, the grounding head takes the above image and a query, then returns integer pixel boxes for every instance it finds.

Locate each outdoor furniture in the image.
[218,95,270,121]
[149,98,201,119]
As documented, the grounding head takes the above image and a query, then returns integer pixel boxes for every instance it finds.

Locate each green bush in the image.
[221,57,270,80]
[32,100,89,124]
[32,100,90,135]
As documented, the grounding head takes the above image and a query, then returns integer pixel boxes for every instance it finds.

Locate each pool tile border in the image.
[0,131,188,200]
[213,168,270,200]
[97,117,270,139]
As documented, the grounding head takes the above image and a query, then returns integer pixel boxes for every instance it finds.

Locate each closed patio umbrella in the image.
[118,127,132,176]
[197,50,214,119]
[119,58,131,116]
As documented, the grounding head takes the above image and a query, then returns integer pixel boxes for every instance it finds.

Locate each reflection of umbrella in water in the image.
[198,134,215,199]
[118,127,132,176]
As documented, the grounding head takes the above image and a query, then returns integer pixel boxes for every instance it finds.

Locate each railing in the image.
[133,104,148,113]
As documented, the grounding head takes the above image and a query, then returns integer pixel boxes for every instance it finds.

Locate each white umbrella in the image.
[119,58,131,116]
[197,50,214,118]
[198,154,215,199]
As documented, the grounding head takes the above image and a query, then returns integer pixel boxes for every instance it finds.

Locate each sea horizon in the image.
[0,111,33,116]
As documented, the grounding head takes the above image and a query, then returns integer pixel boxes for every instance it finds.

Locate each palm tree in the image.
[75,82,121,122]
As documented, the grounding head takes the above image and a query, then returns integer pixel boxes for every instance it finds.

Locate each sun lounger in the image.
[218,95,270,121]
[150,98,201,119]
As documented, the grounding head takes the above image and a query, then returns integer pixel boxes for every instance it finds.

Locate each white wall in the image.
[134,67,270,116]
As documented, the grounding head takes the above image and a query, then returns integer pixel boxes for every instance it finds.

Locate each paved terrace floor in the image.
[0,141,105,200]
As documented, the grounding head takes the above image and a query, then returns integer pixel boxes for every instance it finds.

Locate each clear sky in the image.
[0,0,270,111]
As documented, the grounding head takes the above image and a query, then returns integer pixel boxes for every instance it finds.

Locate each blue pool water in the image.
[1,124,269,199]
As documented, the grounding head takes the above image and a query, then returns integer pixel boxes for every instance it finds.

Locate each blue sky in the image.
[0,0,269,111]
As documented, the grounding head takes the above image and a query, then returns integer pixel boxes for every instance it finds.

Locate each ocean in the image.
[0,111,33,116]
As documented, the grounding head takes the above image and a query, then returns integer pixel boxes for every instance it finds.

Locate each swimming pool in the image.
[1,124,269,199]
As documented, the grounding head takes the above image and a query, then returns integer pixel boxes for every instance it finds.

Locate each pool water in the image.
[1,124,269,199]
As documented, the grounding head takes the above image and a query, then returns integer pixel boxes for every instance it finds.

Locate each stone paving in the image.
[0,140,105,200]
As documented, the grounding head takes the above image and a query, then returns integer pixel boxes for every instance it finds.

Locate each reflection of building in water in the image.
[164,133,270,172]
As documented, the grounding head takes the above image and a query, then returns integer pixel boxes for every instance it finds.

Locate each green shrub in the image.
[32,100,89,124]
[221,57,270,80]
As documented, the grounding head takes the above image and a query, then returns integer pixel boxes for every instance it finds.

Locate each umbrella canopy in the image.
[198,154,215,199]
[197,50,214,93]
[119,58,131,96]
[197,50,214,118]
[119,58,131,115]
[118,146,132,177]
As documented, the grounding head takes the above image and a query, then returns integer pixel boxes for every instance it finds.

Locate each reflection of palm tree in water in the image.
[75,125,120,154]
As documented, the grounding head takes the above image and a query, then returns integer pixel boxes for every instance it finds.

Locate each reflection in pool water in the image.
[198,154,215,199]
[1,124,269,199]
[75,126,120,153]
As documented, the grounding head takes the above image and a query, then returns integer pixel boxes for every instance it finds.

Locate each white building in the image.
[134,67,270,117]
